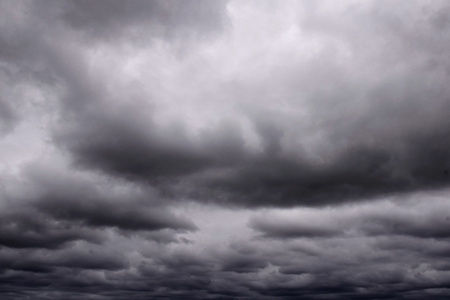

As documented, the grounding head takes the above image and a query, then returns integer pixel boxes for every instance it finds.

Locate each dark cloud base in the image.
[2,232,450,300]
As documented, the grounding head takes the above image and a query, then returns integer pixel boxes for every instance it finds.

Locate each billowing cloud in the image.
[1,0,450,299]
[44,0,450,207]
[0,162,196,251]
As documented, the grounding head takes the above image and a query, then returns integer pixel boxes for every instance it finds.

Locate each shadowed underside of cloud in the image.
[57,108,450,207]
[48,1,450,208]
[0,163,197,251]
[3,199,450,300]
[1,187,450,298]
[50,52,450,207]
[2,0,449,208]
[249,196,450,239]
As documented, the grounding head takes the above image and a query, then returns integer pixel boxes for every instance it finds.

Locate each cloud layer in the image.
[1,0,450,299]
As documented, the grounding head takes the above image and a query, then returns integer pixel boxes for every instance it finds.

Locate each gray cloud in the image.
[60,0,229,44]
[250,194,450,239]
[0,210,102,249]
[0,101,17,136]
[0,0,438,209]
[2,0,450,299]
[47,0,450,208]
[0,162,196,251]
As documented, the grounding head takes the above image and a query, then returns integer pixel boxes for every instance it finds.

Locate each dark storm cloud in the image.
[137,250,214,296]
[235,197,450,299]
[0,246,127,273]
[37,196,196,232]
[0,163,196,251]
[56,89,450,208]
[3,208,450,300]
[55,107,249,183]
[47,0,450,208]
[0,209,102,249]
[0,163,200,298]
[26,163,197,232]
[31,177,197,232]
[205,0,450,207]
[56,107,211,180]
[2,0,450,299]
[0,0,239,183]
[1,0,443,209]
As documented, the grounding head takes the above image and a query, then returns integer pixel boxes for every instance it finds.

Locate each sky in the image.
[1,0,450,299]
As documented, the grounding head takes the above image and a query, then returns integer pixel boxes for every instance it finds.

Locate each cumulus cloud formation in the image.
[1,0,450,299]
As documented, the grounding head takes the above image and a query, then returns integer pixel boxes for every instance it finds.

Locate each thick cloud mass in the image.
[48,0,450,207]
[1,0,450,299]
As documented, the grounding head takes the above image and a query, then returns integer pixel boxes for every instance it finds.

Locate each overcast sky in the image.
[1,0,450,299]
